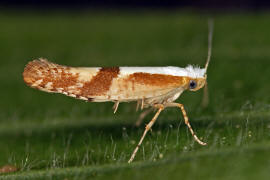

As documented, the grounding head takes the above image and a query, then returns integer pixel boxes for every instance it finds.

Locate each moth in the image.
[23,21,213,163]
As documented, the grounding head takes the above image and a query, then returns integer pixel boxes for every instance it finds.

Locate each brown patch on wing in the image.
[80,67,120,96]
[23,59,79,93]
[126,73,189,87]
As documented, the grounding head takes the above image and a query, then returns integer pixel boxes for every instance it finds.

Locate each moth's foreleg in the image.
[128,104,164,163]
[165,103,207,146]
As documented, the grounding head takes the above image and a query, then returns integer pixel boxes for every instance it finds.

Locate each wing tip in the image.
[23,58,54,86]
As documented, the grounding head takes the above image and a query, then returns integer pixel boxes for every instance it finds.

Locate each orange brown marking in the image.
[23,59,79,93]
[126,73,189,87]
[80,67,120,96]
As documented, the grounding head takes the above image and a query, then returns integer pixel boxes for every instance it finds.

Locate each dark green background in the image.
[0,11,270,179]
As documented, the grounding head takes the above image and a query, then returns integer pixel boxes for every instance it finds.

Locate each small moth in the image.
[23,21,213,163]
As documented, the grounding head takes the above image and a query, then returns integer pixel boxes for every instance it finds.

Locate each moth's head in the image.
[183,65,207,92]
[188,77,206,92]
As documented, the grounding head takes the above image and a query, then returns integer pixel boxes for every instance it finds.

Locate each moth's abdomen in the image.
[23,59,80,95]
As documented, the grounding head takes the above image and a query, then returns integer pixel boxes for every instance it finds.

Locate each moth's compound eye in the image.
[189,80,197,89]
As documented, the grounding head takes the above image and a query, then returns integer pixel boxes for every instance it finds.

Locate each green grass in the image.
[1,10,270,179]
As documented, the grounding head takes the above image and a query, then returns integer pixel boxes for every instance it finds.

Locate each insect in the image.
[23,20,213,163]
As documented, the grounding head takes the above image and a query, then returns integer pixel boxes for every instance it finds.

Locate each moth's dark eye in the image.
[189,80,197,89]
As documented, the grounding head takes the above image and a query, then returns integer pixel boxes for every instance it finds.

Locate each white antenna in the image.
[204,19,214,73]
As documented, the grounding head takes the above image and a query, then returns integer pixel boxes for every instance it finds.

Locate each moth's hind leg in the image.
[128,104,164,163]
[165,102,207,145]
[135,108,153,127]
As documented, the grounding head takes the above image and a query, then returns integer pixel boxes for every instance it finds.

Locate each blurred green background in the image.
[1,11,270,179]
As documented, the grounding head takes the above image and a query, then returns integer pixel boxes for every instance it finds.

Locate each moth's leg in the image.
[136,100,141,112]
[128,104,164,163]
[135,108,153,127]
[136,99,144,111]
[141,98,145,110]
[113,101,120,114]
[165,103,207,145]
